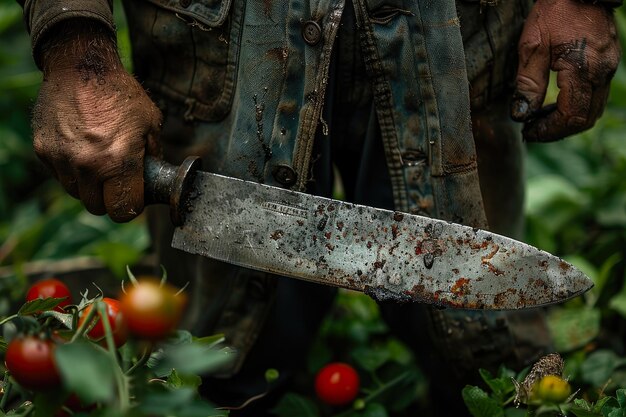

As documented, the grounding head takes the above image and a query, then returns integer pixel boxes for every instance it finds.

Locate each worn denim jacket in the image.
[21,0,535,225]
[21,0,534,374]
[122,0,494,227]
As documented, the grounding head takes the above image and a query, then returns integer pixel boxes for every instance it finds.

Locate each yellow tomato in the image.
[532,375,572,403]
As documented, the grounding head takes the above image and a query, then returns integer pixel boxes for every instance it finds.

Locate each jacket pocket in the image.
[144,0,232,27]
[124,0,243,122]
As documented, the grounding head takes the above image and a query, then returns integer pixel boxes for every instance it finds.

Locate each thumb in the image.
[511,17,551,122]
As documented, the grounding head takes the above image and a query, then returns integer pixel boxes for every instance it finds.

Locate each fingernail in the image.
[511,98,530,121]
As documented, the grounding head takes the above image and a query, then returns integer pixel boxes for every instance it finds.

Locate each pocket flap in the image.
[145,0,233,27]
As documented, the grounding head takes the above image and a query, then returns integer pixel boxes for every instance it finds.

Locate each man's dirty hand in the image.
[511,0,620,142]
[32,20,162,222]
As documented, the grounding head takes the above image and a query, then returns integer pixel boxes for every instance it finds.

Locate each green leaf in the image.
[270,393,320,417]
[595,254,623,306]
[361,402,389,417]
[574,398,594,411]
[504,408,527,417]
[570,405,604,417]
[571,396,621,417]
[580,350,626,388]
[547,307,601,352]
[32,391,66,417]
[479,369,515,401]
[167,369,202,391]
[525,174,586,218]
[39,310,74,329]
[609,288,626,319]
[171,329,194,344]
[617,390,626,408]
[194,333,226,348]
[91,241,143,280]
[462,386,505,417]
[384,338,413,365]
[607,391,626,417]
[4,401,33,416]
[55,341,117,403]
[596,193,626,227]
[17,297,68,315]
[0,337,7,353]
[150,341,235,378]
[352,346,391,372]
[136,386,222,417]
[596,396,618,412]
[608,409,626,417]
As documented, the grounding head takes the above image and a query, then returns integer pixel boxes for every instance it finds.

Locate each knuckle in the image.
[566,116,588,130]
[516,74,544,95]
[32,136,46,155]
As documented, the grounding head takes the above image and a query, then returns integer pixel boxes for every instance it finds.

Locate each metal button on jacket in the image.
[302,20,322,46]
[272,164,298,187]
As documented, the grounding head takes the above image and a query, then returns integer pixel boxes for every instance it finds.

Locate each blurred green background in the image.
[1,2,625,416]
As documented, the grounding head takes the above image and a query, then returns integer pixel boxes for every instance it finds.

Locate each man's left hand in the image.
[511,0,621,142]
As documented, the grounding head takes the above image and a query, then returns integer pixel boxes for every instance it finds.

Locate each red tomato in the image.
[78,298,128,347]
[26,278,73,312]
[120,277,187,340]
[5,335,61,390]
[315,362,360,406]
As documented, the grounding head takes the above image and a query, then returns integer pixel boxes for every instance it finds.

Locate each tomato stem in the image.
[96,301,117,355]
[125,343,153,376]
[125,265,139,286]
[367,371,410,401]
[0,314,18,327]
[0,371,12,411]
[334,370,412,417]
[217,389,269,410]
[70,303,98,343]
[22,404,35,416]
[96,301,130,412]
[502,393,516,406]
[159,264,168,287]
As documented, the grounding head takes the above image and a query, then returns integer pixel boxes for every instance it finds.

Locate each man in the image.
[18,0,621,414]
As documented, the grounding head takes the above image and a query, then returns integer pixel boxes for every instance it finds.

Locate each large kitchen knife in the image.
[144,156,593,310]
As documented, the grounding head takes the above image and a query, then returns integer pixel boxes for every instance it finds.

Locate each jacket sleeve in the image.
[18,0,115,68]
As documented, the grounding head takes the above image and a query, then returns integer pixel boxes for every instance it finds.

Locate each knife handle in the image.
[143,155,202,226]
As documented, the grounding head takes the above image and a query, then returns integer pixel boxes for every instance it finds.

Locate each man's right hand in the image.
[33,20,162,222]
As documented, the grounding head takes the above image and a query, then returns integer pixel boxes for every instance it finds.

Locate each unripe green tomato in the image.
[265,368,279,383]
[353,398,366,410]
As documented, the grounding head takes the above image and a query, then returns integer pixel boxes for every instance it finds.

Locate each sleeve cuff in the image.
[22,0,115,68]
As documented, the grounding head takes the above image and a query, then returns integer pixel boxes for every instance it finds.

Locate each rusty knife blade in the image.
[171,171,593,310]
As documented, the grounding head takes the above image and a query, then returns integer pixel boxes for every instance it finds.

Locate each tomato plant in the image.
[78,298,128,347]
[4,335,61,391]
[120,277,187,340]
[26,278,73,312]
[314,362,360,406]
